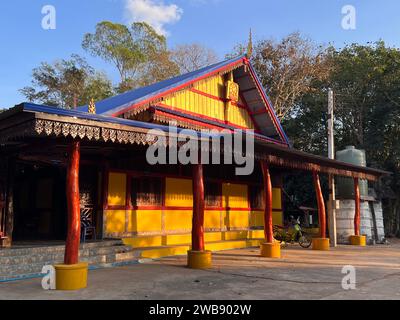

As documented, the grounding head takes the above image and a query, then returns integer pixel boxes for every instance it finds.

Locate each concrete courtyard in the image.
[1,240,400,300]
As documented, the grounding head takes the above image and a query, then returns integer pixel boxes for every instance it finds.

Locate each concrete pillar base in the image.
[349,235,366,246]
[54,262,88,290]
[260,242,281,258]
[312,238,330,251]
[187,250,212,269]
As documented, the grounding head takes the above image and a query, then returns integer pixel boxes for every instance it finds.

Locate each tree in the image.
[134,49,180,88]
[228,33,331,120]
[82,21,143,82]
[20,54,113,108]
[171,44,219,74]
[254,33,331,120]
[284,41,400,237]
[83,21,176,91]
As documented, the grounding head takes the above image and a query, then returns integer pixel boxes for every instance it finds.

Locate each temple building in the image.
[0,55,388,265]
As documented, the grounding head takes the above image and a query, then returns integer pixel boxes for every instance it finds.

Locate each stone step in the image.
[0,251,139,277]
[0,240,124,257]
[0,245,133,265]
[0,240,140,281]
[132,239,263,260]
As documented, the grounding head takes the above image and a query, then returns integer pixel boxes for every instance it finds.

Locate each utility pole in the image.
[327,88,337,247]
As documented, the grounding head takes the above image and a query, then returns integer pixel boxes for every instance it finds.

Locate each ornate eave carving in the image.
[0,118,156,147]
[0,114,384,182]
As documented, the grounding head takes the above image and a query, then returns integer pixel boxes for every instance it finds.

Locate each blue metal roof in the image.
[15,54,290,146]
[78,55,246,116]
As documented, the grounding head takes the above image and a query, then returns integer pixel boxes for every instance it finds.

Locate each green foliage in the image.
[284,41,400,236]
[82,21,144,82]
[82,21,178,91]
[20,54,113,108]
[227,33,331,120]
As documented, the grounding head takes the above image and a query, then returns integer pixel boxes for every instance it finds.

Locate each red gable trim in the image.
[153,104,288,146]
[190,88,247,111]
[154,109,220,130]
[239,92,262,133]
[245,59,289,145]
[111,58,246,118]
[156,103,252,131]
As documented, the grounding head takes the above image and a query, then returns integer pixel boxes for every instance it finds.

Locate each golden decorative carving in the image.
[226,80,239,103]
[88,98,96,114]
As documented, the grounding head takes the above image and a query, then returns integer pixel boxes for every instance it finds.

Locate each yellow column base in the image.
[187,250,212,269]
[349,235,366,246]
[54,262,88,290]
[260,242,281,258]
[312,238,330,251]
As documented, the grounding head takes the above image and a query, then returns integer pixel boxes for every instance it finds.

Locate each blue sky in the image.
[1,0,400,108]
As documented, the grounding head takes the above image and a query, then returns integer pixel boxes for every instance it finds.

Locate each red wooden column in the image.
[64,141,81,265]
[354,177,361,236]
[261,161,273,243]
[191,163,205,251]
[188,162,211,268]
[313,170,326,238]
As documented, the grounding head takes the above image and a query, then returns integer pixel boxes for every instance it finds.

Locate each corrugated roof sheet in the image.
[78,55,246,116]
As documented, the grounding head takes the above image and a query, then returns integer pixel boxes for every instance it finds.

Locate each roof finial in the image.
[247,28,253,58]
[88,98,96,114]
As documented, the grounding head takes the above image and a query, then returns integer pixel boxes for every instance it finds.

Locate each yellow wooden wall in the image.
[163,74,255,129]
[250,188,283,227]
[104,174,283,237]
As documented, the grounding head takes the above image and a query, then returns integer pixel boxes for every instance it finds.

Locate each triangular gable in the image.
[79,55,289,145]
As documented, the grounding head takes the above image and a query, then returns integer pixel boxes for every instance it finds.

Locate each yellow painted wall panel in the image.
[204,232,222,242]
[250,211,264,227]
[165,210,192,231]
[226,210,249,229]
[107,172,126,206]
[204,210,221,229]
[251,210,283,227]
[162,74,257,127]
[165,234,191,245]
[123,236,162,248]
[128,210,162,233]
[105,210,126,233]
[222,183,248,208]
[165,178,193,207]
[249,230,264,239]
[272,188,282,209]
[273,211,283,226]
[223,230,248,240]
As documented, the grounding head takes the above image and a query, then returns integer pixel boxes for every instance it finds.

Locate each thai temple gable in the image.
[78,55,290,145]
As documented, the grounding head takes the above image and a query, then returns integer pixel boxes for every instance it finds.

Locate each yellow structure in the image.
[187,250,212,269]
[260,242,281,258]
[99,57,289,259]
[161,74,255,129]
[312,238,330,251]
[104,172,283,256]
[54,263,88,290]
[349,235,366,246]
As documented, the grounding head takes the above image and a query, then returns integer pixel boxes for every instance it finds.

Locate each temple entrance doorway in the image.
[12,162,67,241]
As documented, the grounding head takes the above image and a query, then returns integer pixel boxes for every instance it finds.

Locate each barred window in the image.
[249,185,264,210]
[131,176,162,207]
[205,181,221,208]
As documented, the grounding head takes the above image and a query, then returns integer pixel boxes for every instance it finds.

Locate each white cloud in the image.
[125,0,183,36]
